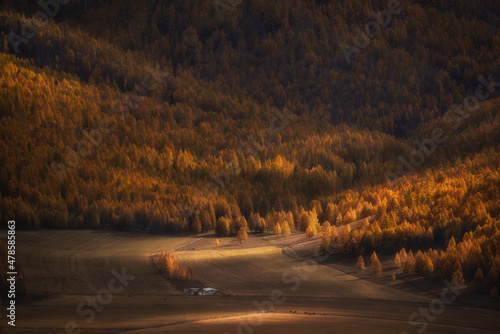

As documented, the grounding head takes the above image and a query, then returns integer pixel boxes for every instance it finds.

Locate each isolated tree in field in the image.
[274,223,282,236]
[370,252,382,276]
[305,225,317,240]
[281,222,290,237]
[355,255,366,271]
[157,252,192,280]
[237,227,248,244]
[215,238,220,247]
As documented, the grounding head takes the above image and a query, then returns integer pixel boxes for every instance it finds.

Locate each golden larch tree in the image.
[237,227,248,244]
[305,225,317,240]
[370,251,382,276]
[355,255,366,271]
[274,223,282,236]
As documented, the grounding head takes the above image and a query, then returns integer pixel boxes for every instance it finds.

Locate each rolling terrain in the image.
[6,230,499,334]
[0,1,499,333]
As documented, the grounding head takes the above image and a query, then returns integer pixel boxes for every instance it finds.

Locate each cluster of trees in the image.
[394,241,500,296]
[0,51,409,233]
[316,150,500,292]
[156,252,193,280]
[0,1,499,298]
[355,252,382,276]
[272,219,291,237]
[3,0,499,137]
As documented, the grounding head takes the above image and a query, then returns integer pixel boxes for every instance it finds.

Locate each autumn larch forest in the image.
[0,0,499,330]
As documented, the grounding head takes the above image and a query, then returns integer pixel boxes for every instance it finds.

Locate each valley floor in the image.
[3,230,499,334]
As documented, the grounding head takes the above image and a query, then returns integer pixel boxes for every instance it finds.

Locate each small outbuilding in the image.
[202,287,218,295]
[183,287,220,296]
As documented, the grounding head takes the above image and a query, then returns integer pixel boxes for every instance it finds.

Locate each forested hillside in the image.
[0,0,499,289]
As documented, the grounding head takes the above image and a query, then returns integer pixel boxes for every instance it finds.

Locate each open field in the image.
[3,230,499,334]
[14,230,195,295]
[123,312,500,334]
[173,237,426,300]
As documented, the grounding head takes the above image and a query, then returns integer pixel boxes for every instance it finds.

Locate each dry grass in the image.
[122,313,500,334]
[10,230,500,334]
[17,230,193,295]
[174,244,427,301]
